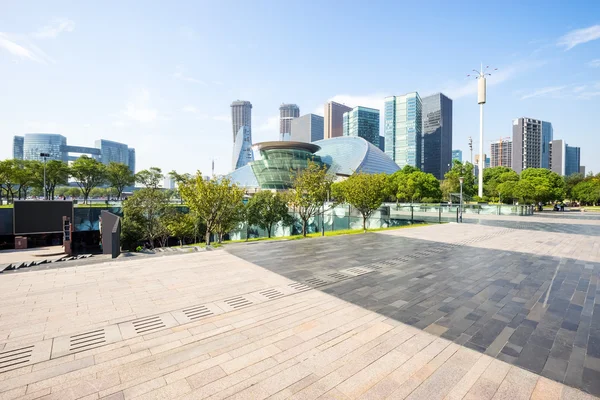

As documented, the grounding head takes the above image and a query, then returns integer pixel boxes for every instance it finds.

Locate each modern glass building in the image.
[342,106,380,148]
[279,103,300,141]
[290,114,324,143]
[421,93,452,179]
[384,93,422,169]
[94,139,130,166]
[232,126,254,170]
[249,142,327,189]
[229,136,400,189]
[128,148,136,173]
[231,100,252,142]
[452,149,462,163]
[541,121,553,169]
[565,145,580,177]
[23,134,68,162]
[379,136,385,152]
[13,136,24,159]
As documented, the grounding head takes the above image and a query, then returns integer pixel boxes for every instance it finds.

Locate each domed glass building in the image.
[228,136,399,190]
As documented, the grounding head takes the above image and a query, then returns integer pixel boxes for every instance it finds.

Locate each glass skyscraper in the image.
[279,103,300,141]
[23,134,68,162]
[452,149,462,163]
[232,126,254,170]
[128,148,136,173]
[384,93,422,169]
[541,121,553,169]
[565,145,580,177]
[94,139,130,165]
[421,93,452,179]
[342,106,380,147]
[13,136,24,159]
[290,114,324,143]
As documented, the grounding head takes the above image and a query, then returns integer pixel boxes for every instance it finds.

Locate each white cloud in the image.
[0,32,51,63]
[573,85,587,93]
[521,85,568,100]
[588,59,600,68]
[33,18,75,39]
[557,25,600,50]
[173,66,205,84]
[182,105,199,113]
[122,89,158,123]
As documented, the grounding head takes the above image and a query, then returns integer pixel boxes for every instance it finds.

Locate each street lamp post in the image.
[459,176,464,223]
[467,64,497,198]
[40,152,50,200]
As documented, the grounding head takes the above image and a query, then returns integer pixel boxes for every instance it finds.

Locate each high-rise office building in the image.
[279,103,299,141]
[342,106,380,147]
[324,101,352,139]
[549,140,581,176]
[13,136,24,159]
[421,93,452,179]
[128,148,136,173]
[290,114,324,143]
[511,117,553,173]
[95,139,130,165]
[379,136,385,152]
[23,134,68,162]
[232,126,253,170]
[231,100,252,142]
[490,139,512,168]
[384,92,422,169]
[580,166,586,176]
[452,149,462,163]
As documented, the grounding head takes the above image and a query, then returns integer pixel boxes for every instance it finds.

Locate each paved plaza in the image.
[0,213,599,399]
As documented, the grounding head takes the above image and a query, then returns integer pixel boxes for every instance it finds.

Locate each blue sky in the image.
[1,1,599,175]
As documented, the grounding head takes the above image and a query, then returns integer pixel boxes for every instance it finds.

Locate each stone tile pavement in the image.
[0,215,598,399]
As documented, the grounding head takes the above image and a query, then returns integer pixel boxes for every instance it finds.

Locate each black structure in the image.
[100,210,121,258]
[13,201,73,235]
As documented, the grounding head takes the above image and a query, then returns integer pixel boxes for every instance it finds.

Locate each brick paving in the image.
[0,214,599,399]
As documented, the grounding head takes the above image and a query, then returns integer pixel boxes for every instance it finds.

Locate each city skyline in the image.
[0,2,599,175]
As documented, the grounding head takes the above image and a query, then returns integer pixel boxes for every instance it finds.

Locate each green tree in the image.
[564,173,584,200]
[70,156,106,204]
[106,162,135,200]
[122,188,173,249]
[0,160,15,204]
[246,191,293,238]
[12,160,38,200]
[214,198,245,243]
[178,173,244,245]
[443,160,476,199]
[66,187,81,198]
[289,162,333,237]
[572,178,600,205]
[167,212,196,246]
[332,172,388,232]
[33,160,69,200]
[519,168,565,203]
[388,166,441,203]
[483,167,518,199]
[136,167,163,189]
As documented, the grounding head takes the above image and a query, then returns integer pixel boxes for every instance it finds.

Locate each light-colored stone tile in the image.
[132,380,192,400]
[490,366,538,400]
[531,377,563,400]
[122,377,165,399]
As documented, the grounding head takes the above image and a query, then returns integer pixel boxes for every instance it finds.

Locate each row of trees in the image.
[0,156,136,204]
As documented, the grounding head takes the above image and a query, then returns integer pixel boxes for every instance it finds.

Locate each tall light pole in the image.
[459,176,464,223]
[468,136,473,165]
[40,152,50,200]
[467,64,497,197]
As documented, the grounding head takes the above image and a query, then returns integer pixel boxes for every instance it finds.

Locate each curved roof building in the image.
[229,136,399,189]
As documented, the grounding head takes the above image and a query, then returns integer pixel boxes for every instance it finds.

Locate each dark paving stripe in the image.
[226,231,600,396]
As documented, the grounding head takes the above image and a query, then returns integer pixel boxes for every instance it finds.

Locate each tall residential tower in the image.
[384,93,422,169]
[342,106,380,147]
[421,93,453,179]
[490,139,512,168]
[231,100,252,142]
[324,101,352,139]
[279,103,299,141]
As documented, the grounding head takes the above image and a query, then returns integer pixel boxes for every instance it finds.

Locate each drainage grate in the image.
[346,267,371,276]
[183,305,214,320]
[0,345,33,371]
[289,282,311,292]
[224,296,253,309]
[69,329,106,352]
[304,277,329,287]
[328,272,348,280]
[259,289,285,300]
[132,315,165,334]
